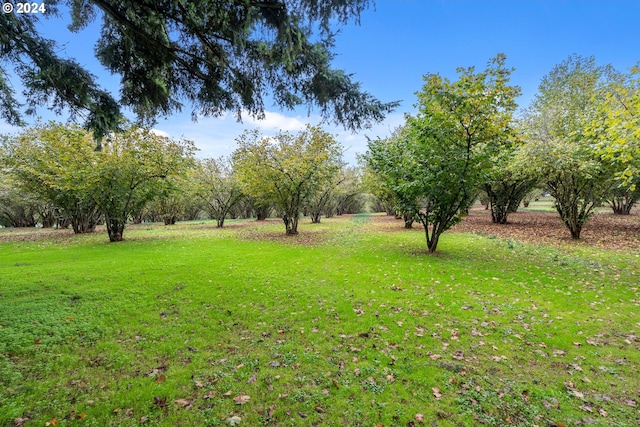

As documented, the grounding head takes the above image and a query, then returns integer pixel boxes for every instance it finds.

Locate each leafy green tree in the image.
[361,163,396,215]
[2,122,101,233]
[522,55,617,239]
[587,66,640,214]
[483,134,539,224]
[193,157,244,228]
[369,55,520,253]
[91,124,196,241]
[330,166,365,216]
[0,173,46,227]
[305,165,359,223]
[589,66,640,188]
[233,126,342,235]
[1,1,396,140]
[146,176,191,225]
[364,129,419,228]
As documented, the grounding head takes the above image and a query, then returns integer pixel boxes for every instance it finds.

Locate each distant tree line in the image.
[0,123,369,240]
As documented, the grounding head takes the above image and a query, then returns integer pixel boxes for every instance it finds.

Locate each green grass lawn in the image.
[1,214,639,426]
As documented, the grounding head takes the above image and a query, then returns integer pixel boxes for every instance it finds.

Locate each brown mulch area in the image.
[368,208,640,251]
[0,226,77,243]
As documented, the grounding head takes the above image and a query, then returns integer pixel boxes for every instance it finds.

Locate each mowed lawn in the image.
[1,214,639,426]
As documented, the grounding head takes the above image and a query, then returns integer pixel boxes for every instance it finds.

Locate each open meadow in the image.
[1,212,639,426]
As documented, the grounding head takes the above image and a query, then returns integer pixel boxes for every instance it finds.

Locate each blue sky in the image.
[3,1,640,164]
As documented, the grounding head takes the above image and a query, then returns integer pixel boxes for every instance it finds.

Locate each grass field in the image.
[1,214,639,426]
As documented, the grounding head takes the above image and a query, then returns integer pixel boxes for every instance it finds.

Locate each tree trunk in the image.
[403,213,413,229]
[569,226,582,239]
[310,212,321,224]
[556,205,584,240]
[283,213,299,235]
[106,218,125,242]
[216,217,225,228]
[255,204,269,221]
[164,216,177,225]
[427,239,438,253]
[417,213,443,254]
[426,229,439,253]
[490,203,509,224]
[610,197,634,215]
[71,214,97,234]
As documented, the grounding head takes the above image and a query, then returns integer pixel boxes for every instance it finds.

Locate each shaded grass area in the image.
[1,214,639,426]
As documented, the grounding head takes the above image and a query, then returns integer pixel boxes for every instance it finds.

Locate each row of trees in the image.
[365,54,639,253]
[1,122,196,241]
[0,123,367,240]
[2,54,638,248]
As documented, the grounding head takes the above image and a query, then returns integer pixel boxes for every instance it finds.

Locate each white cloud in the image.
[150,128,170,138]
[243,111,309,132]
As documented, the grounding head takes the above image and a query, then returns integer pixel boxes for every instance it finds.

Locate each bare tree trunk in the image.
[403,213,413,229]
[609,196,635,215]
[283,213,299,235]
[106,217,125,242]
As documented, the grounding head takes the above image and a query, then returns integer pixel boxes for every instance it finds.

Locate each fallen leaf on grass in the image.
[234,395,250,405]
[414,413,424,423]
[452,350,464,360]
[155,374,166,383]
[174,398,192,408]
[571,390,585,400]
[432,387,442,399]
[13,418,29,427]
[153,396,168,408]
[45,419,57,426]
[226,415,242,425]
